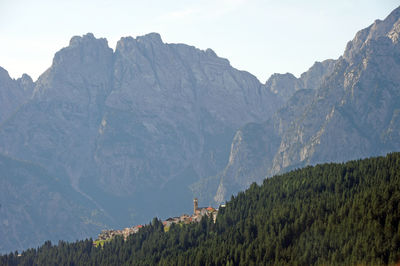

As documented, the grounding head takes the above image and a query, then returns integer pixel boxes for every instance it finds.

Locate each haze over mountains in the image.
[0,6,399,254]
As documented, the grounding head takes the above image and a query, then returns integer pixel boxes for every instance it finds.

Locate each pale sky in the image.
[0,0,399,83]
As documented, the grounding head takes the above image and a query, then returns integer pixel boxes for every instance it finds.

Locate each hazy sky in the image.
[0,0,398,83]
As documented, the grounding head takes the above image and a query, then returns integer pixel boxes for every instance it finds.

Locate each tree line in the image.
[1,152,400,265]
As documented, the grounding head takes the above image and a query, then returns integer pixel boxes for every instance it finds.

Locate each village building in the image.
[192,198,218,222]
[95,199,220,243]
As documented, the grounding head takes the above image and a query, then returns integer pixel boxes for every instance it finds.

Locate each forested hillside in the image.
[2,153,400,265]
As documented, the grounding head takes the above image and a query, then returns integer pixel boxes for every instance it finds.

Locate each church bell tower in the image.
[193,198,198,214]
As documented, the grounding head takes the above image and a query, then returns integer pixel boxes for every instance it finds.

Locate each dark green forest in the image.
[2,153,400,265]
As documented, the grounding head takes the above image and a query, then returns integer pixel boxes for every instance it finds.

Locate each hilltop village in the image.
[96,199,222,242]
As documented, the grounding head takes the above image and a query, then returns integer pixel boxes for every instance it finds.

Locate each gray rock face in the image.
[0,33,114,195]
[0,67,33,124]
[276,6,400,169]
[95,33,279,196]
[265,73,302,102]
[0,33,284,253]
[213,89,316,203]
[213,6,400,204]
[264,59,336,102]
[299,59,336,90]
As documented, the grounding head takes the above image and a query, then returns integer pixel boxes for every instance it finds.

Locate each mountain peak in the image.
[17,73,34,92]
[18,73,33,82]
[115,33,164,52]
[344,5,400,61]
[53,33,112,64]
[265,72,302,102]
[0,66,11,80]
[136,32,163,44]
[68,32,107,47]
[33,32,113,100]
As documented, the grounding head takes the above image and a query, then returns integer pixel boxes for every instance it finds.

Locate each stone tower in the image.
[193,198,198,214]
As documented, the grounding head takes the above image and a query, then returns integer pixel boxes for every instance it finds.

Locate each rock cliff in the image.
[214,6,400,203]
[0,67,33,124]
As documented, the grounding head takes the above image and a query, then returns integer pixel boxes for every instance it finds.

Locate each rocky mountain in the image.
[265,59,336,102]
[265,73,302,102]
[2,5,399,254]
[0,33,288,253]
[213,6,400,204]
[0,67,33,124]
